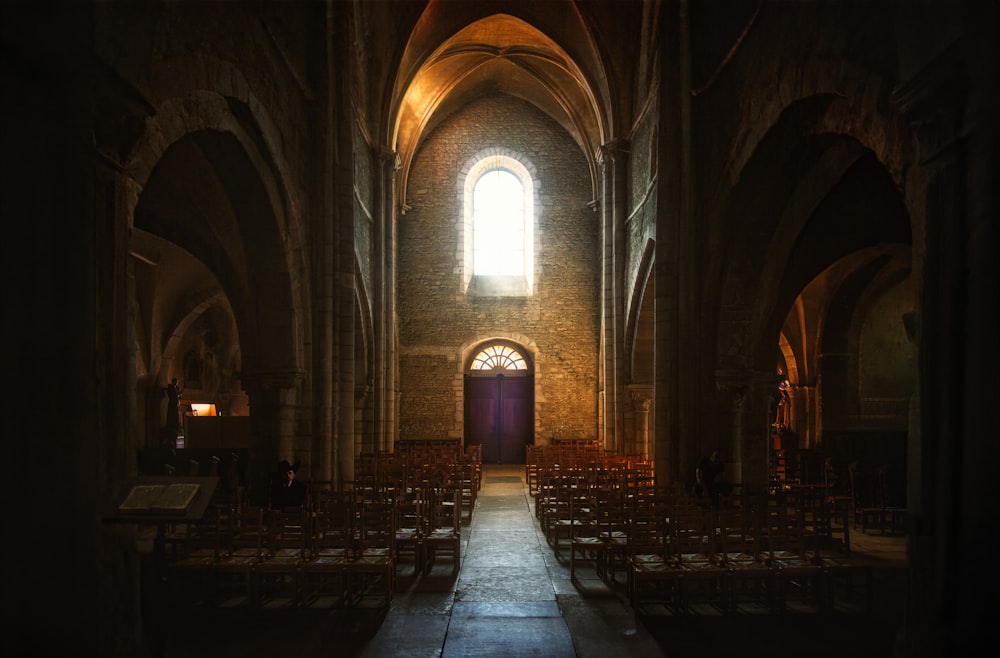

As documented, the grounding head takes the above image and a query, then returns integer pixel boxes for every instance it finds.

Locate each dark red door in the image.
[466,378,499,463]
[465,375,533,464]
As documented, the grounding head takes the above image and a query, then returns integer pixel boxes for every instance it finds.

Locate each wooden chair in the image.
[810,530,873,614]
[534,467,562,526]
[877,464,908,535]
[422,487,462,576]
[597,482,632,586]
[669,507,729,614]
[348,500,395,610]
[626,494,675,612]
[716,502,774,614]
[568,484,604,588]
[546,476,589,560]
[300,491,354,609]
[165,506,227,605]
[850,461,884,533]
[822,457,853,553]
[795,484,836,554]
[763,502,825,613]
[394,488,424,576]
[256,506,309,606]
[454,461,478,523]
[213,505,267,606]
[548,481,596,561]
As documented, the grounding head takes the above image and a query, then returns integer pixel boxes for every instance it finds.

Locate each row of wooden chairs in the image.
[538,472,872,616]
[626,495,871,615]
[166,479,466,610]
[532,459,658,582]
[848,461,908,535]
[771,454,908,538]
[166,496,393,610]
[384,486,462,577]
[353,452,480,524]
[525,443,608,494]
[394,440,466,465]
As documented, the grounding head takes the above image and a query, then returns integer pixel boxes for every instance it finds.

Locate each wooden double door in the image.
[464,374,534,464]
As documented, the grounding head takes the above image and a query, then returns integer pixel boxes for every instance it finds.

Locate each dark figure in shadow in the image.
[160,378,182,446]
[695,450,732,508]
[270,459,306,510]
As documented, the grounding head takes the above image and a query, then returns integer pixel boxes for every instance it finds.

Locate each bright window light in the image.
[473,169,524,276]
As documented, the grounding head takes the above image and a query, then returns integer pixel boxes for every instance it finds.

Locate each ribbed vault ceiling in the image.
[392,11,607,209]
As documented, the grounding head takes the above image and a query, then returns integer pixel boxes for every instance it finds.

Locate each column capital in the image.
[627,384,654,412]
[714,369,780,409]
[597,138,630,165]
[378,146,401,169]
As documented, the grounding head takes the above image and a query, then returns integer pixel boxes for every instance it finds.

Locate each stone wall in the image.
[398,93,600,443]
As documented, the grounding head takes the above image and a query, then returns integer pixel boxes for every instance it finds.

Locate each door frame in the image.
[462,340,535,464]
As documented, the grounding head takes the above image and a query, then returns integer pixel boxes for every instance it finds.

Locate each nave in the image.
[159,465,905,658]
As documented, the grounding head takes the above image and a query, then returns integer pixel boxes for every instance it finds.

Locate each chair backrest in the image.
[715,505,759,561]
[669,507,715,561]
[357,500,395,551]
[628,496,667,557]
[760,500,807,559]
[427,487,461,533]
[395,488,424,531]
[313,491,355,553]
[224,505,267,556]
[268,507,309,555]
[177,507,227,558]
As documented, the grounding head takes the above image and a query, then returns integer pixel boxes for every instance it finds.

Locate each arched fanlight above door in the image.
[468,343,530,373]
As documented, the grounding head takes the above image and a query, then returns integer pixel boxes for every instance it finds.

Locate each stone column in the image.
[629,386,654,459]
[315,3,339,486]
[373,146,400,456]
[654,0,695,485]
[787,384,816,448]
[240,369,303,500]
[889,11,993,653]
[715,369,777,493]
[355,384,372,457]
[598,139,629,455]
[817,353,850,434]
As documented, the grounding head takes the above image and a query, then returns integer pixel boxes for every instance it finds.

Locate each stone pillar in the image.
[598,139,629,455]
[374,146,400,456]
[240,369,303,500]
[654,0,695,485]
[314,1,338,487]
[716,369,777,493]
[629,386,654,459]
[817,353,850,434]
[889,9,994,652]
[787,384,816,448]
[355,384,372,457]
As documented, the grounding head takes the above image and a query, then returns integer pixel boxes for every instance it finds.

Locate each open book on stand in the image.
[118,482,201,513]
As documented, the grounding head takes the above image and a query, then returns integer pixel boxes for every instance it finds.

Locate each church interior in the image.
[3,1,997,657]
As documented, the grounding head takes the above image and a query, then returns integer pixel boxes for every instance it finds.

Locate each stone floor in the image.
[161,464,908,658]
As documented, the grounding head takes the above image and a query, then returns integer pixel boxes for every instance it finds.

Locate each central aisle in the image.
[358,464,665,658]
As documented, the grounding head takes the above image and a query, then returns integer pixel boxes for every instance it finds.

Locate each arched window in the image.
[462,153,534,296]
[473,169,524,276]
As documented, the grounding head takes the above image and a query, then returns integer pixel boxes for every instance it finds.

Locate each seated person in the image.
[270,459,306,509]
[695,450,732,507]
